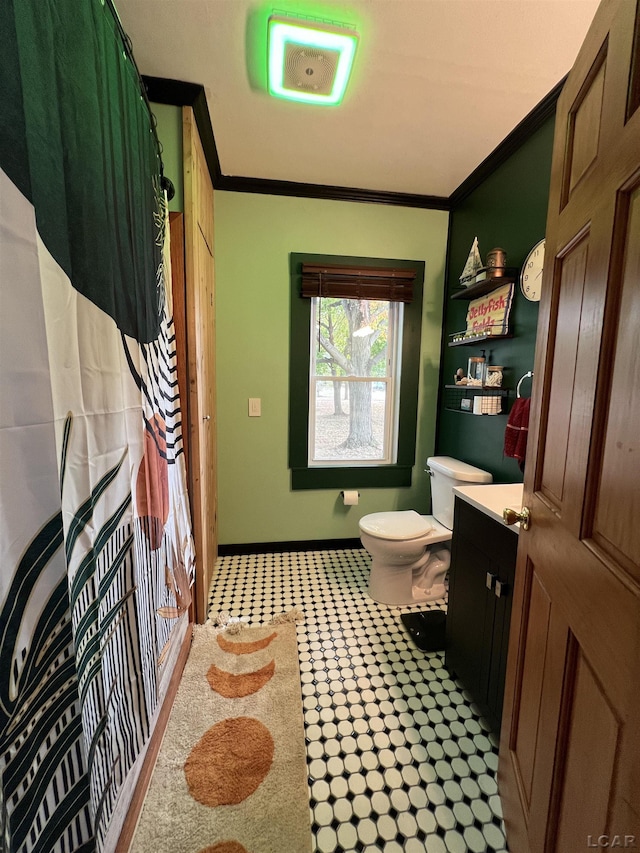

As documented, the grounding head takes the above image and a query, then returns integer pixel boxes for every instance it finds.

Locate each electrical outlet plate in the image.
[248,398,261,417]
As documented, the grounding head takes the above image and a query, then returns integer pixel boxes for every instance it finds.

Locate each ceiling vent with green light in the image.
[267,14,358,105]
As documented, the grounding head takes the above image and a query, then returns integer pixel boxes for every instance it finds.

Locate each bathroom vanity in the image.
[445,484,523,733]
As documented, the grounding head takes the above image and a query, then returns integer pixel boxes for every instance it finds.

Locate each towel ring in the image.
[516,371,534,398]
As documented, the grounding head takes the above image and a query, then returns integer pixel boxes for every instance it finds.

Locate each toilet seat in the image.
[359,510,450,541]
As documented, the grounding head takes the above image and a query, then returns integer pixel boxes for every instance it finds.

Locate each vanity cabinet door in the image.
[446,533,495,707]
[486,552,516,727]
[445,498,518,732]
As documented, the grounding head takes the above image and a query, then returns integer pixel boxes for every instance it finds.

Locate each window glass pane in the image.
[312,298,390,379]
[311,380,388,463]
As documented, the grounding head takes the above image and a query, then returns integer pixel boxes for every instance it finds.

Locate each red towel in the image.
[504,397,531,470]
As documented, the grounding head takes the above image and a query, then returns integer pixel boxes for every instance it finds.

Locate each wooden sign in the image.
[464,282,514,337]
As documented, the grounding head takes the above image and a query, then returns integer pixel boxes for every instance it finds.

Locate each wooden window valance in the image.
[301,264,415,303]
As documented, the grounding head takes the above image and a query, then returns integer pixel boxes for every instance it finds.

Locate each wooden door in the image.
[499,1,640,850]
[183,107,218,623]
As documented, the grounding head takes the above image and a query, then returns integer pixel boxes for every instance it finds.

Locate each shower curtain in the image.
[0,1,195,850]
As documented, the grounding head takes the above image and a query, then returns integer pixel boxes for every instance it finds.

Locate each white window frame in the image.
[308,297,403,467]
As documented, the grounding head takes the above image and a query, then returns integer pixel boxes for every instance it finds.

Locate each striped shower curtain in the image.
[0,1,194,850]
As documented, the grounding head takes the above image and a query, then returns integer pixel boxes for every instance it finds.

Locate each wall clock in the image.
[520,239,545,302]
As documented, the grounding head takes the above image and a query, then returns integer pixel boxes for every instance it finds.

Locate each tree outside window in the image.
[309,297,402,465]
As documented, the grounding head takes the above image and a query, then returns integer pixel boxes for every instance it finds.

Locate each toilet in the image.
[359,456,493,605]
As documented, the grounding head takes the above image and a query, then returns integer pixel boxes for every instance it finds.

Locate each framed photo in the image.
[460,397,472,412]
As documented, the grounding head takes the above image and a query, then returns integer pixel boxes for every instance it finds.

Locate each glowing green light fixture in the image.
[268,15,358,105]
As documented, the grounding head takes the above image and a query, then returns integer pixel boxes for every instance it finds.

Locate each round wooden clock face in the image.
[520,239,545,301]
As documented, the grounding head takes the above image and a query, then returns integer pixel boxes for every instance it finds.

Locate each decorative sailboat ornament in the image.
[459,237,483,286]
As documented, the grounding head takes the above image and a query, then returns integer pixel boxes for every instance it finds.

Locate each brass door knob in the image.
[503,506,531,531]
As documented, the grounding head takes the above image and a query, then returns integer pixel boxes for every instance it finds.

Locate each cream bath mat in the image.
[130,622,312,853]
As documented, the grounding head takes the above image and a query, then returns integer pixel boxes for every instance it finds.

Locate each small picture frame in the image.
[460,398,472,412]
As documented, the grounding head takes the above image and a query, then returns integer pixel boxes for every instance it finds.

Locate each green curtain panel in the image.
[0,2,194,851]
[0,0,161,343]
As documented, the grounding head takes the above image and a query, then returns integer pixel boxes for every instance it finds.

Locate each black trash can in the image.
[400,609,446,651]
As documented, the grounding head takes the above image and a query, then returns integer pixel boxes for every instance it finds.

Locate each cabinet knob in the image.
[503,506,531,531]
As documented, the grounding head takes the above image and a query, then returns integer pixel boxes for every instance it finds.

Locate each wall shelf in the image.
[450,274,517,300]
[444,385,508,392]
[444,385,509,414]
[448,332,513,347]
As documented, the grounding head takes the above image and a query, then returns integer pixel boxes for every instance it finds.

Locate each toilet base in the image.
[367,551,450,606]
[367,578,447,606]
[411,582,447,603]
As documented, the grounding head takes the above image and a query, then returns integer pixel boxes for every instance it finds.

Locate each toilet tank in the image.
[427,456,493,529]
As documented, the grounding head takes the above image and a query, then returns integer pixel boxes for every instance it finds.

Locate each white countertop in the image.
[453,483,524,534]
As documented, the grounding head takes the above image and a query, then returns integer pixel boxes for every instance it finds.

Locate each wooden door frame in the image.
[182,106,217,623]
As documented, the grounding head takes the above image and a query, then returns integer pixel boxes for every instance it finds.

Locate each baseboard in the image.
[218,538,363,556]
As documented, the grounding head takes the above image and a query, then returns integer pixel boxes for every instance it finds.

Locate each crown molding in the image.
[143,76,223,187]
[215,173,449,209]
[143,76,448,209]
[143,75,564,211]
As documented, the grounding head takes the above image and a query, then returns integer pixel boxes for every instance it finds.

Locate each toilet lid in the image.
[359,510,434,540]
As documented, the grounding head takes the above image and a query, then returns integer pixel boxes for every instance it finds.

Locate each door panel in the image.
[628,12,640,118]
[540,237,589,509]
[511,567,551,808]
[566,46,607,199]
[592,185,640,577]
[554,648,620,849]
[499,1,640,849]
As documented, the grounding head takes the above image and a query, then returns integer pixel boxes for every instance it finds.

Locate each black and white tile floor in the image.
[208,548,508,853]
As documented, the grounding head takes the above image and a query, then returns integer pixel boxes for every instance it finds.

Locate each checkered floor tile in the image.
[208,548,508,853]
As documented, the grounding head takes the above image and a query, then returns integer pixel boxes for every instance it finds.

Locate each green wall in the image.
[436,116,556,483]
[152,102,184,212]
[214,193,449,544]
[153,99,556,535]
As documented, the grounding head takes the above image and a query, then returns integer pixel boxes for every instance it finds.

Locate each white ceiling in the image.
[115,0,600,199]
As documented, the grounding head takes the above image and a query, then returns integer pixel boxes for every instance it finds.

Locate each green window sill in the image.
[291,465,413,491]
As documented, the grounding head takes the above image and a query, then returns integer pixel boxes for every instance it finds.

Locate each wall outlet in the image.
[248,398,261,417]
